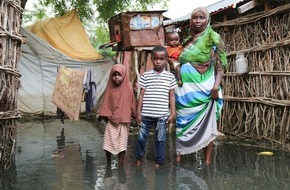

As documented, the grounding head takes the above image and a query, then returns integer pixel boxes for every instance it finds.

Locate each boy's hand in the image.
[167,114,175,124]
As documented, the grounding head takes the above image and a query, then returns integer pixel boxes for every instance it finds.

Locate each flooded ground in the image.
[1,118,290,190]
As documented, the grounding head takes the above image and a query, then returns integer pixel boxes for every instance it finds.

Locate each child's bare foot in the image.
[118,151,125,166]
[155,164,160,169]
[136,160,142,167]
[177,80,183,87]
[176,155,181,162]
[105,164,112,178]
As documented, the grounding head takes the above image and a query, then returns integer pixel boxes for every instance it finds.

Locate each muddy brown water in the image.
[0,118,290,190]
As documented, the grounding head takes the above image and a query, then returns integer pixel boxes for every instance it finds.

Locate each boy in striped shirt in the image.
[135,46,177,169]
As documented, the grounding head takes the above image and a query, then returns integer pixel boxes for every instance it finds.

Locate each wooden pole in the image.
[0,0,25,171]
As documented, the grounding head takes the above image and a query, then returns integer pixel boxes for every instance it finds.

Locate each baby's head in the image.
[166,32,180,47]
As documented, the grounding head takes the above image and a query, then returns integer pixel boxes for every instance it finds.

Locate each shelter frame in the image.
[0,0,26,170]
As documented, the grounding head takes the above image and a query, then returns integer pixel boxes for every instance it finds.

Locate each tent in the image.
[26,9,103,61]
[18,28,113,116]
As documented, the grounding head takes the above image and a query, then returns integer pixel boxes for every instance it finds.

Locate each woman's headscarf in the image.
[99,64,136,124]
[190,7,210,36]
[179,7,228,67]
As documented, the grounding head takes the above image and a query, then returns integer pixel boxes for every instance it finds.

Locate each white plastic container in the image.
[235,52,248,74]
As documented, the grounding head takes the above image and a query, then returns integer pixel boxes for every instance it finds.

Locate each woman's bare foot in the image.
[204,142,213,166]
[205,160,211,166]
[176,155,181,162]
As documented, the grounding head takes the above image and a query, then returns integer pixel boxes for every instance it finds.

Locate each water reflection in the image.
[0,119,289,190]
[176,166,208,190]
[155,167,175,190]
[0,165,17,190]
[56,128,65,148]
[84,150,98,188]
[101,165,127,189]
[131,168,147,190]
[52,143,85,190]
[207,144,290,190]
[177,144,290,190]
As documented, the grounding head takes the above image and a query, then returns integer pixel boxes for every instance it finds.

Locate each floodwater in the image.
[1,118,290,190]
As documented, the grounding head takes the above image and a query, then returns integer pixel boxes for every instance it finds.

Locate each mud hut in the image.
[165,0,290,150]
[0,0,25,170]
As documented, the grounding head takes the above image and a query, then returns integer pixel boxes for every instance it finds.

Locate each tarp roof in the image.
[26,9,103,61]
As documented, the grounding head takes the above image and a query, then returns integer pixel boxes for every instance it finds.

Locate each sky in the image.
[25,0,221,20]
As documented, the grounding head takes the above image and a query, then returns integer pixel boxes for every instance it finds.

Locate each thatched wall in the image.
[213,2,290,150]
[0,0,25,170]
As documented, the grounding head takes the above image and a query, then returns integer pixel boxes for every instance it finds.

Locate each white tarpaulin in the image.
[18,28,113,116]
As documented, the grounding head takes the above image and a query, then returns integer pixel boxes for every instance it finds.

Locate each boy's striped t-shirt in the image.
[138,69,177,118]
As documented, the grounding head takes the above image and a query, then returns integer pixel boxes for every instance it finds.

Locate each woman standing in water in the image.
[175,7,227,165]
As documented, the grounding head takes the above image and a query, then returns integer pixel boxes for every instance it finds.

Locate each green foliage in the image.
[39,0,93,22]
[37,0,168,22]
[95,0,168,21]
[89,21,116,58]
[22,3,50,26]
[22,0,168,58]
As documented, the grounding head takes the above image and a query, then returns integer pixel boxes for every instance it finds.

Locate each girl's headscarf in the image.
[179,7,228,68]
[99,64,136,124]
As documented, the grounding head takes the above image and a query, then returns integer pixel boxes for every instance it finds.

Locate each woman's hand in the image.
[211,87,219,99]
